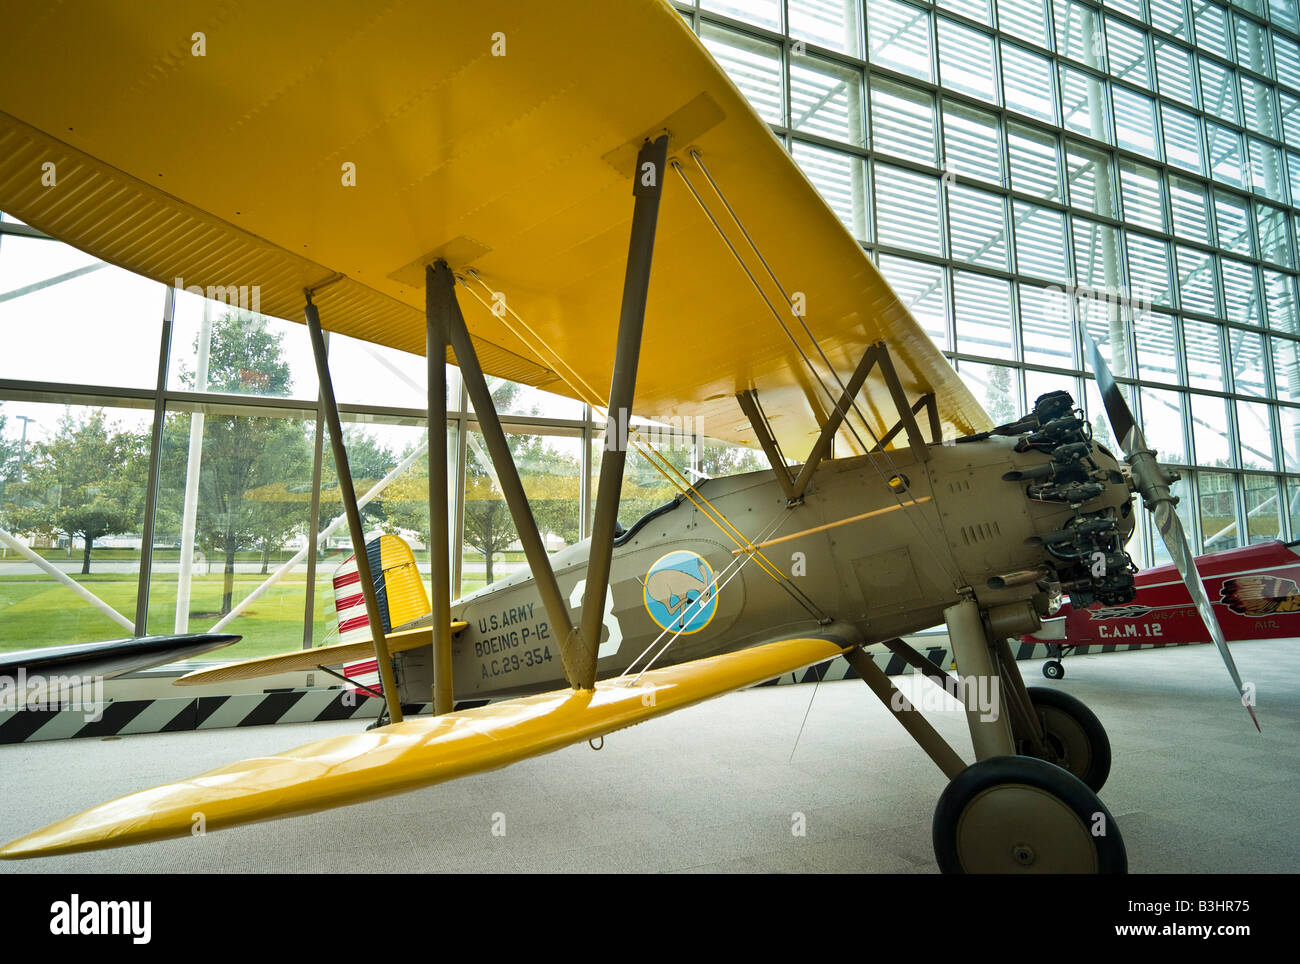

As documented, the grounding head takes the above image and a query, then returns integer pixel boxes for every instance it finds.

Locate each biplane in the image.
[0,0,1259,873]
[1023,539,1300,679]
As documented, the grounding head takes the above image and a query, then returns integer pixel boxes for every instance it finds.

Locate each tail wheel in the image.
[1017,686,1112,794]
[933,756,1126,874]
[1042,659,1065,679]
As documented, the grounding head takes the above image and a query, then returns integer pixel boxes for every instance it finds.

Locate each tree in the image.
[4,410,148,573]
[0,407,21,524]
[982,366,1018,426]
[161,312,313,613]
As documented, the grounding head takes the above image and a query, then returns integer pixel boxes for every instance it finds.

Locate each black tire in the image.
[933,756,1127,874]
[1017,686,1112,793]
[1043,659,1065,679]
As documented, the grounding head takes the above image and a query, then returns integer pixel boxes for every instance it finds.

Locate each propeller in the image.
[1079,323,1260,731]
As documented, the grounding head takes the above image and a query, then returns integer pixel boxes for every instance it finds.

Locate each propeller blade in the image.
[1078,322,1138,454]
[1079,320,1259,730]
[1153,503,1259,730]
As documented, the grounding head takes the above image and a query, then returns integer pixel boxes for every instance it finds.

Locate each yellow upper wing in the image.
[0,0,989,458]
[0,635,847,858]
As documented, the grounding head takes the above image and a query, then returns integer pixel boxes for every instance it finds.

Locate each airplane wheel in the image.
[1043,659,1065,679]
[1017,687,1112,794]
[933,756,1126,874]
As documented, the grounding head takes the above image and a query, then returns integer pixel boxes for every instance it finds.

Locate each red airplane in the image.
[1022,539,1300,678]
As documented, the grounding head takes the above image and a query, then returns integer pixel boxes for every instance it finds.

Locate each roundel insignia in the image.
[642,550,718,635]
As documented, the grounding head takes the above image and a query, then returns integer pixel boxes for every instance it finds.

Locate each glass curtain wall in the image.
[5,0,1300,652]
[679,0,1300,565]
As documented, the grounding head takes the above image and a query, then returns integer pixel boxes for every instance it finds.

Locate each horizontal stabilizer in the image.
[2,635,847,858]
[172,623,466,686]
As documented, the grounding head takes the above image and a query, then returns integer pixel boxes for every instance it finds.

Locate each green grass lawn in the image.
[0,567,497,662]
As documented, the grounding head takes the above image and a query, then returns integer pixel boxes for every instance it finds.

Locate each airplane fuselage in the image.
[394,431,1134,701]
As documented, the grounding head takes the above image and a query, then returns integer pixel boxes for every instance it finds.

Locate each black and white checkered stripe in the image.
[0,639,1191,743]
[0,690,488,745]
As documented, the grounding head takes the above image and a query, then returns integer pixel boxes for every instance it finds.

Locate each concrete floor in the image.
[1,639,1296,874]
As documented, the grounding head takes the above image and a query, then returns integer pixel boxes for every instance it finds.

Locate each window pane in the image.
[790,0,862,55]
[1114,86,1161,155]
[953,271,1015,358]
[1242,76,1280,138]
[1107,17,1152,87]
[1280,405,1300,470]
[1162,104,1205,173]
[1053,0,1103,67]
[1014,202,1069,281]
[1059,64,1110,140]
[701,23,784,125]
[949,185,1010,269]
[1229,327,1269,396]
[1198,471,1240,549]
[1139,387,1190,463]
[1199,57,1240,123]
[1155,39,1197,106]
[1194,3,1232,60]
[1214,191,1255,255]
[471,429,583,589]
[1009,124,1062,200]
[1235,14,1271,75]
[1135,309,1181,383]
[1207,123,1247,187]
[1263,269,1296,333]
[1184,318,1226,388]
[0,238,165,390]
[0,403,152,651]
[1169,175,1213,241]
[1244,473,1282,543]
[1020,282,1074,366]
[867,0,933,81]
[791,53,865,146]
[997,0,1053,48]
[147,400,317,661]
[871,79,937,163]
[938,17,999,102]
[1191,393,1234,467]
[1236,400,1276,468]
[1151,0,1189,39]
[960,360,1023,423]
[943,103,1004,185]
[1127,233,1174,307]
[793,141,872,241]
[1175,245,1219,314]
[1002,42,1057,121]
[1067,142,1117,215]
[877,254,951,348]
[874,164,944,255]
[702,0,781,29]
[1121,161,1165,229]
[1073,218,1122,289]
[1222,258,1263,326]
[1271,335,1300,402]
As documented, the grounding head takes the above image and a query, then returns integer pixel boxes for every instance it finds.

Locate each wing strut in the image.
[431,260,584,690]
[426,264,455,714]
[304,295,404,725]
[579,134,669,690]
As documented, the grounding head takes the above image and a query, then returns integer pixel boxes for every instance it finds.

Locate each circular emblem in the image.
[642,550,718,635]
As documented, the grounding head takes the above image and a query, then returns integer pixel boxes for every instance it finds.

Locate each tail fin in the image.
[336,534,430,695]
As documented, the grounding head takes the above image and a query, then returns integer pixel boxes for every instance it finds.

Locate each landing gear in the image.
[933,756,1127,874]
[1043,659,1065,679]
[1016,686,1112,793]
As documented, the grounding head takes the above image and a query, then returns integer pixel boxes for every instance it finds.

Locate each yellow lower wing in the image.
[172,623,465,686]
[1,636,847,858]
